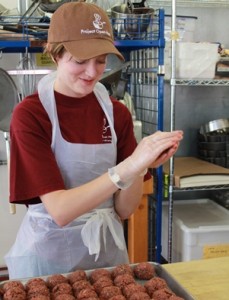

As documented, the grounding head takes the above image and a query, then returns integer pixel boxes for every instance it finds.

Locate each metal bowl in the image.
[111,4,154,39]
[200,118,229,135]
[40,0,73,13]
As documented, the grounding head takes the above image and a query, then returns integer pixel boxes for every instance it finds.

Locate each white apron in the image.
[5,72,129,279]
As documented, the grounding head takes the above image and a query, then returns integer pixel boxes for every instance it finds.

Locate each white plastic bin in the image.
[176,42,220,79]
[162,199,229,262]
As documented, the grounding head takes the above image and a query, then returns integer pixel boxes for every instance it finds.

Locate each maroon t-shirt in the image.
[10,90,145,205]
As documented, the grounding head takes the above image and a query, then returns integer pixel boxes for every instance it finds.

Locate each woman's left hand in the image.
[149,141,180,168]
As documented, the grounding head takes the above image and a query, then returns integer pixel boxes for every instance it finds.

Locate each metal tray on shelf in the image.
[0,262,195,300]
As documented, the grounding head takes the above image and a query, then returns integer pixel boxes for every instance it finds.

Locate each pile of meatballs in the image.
[0,262,185,300]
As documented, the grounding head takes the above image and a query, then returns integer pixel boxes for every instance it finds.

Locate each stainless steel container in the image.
[111,4,154,39]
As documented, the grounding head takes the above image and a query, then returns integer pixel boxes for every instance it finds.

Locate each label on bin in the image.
[203,244,229,259]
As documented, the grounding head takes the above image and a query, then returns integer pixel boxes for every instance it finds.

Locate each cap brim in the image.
[63,39,124,61]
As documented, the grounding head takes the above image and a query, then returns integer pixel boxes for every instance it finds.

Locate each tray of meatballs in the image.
[0,262,195,300]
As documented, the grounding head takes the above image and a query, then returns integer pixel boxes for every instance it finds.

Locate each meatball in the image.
[52,282,73,297]
[26,278,47,291]
[55,294,76,300]
[93,276,113,294]
[153,288,174,300]
[77,288,98,299]
[72,280,93,297]
[28,296,50,300]
[144,277,168,297]
[27,285,50,299]
[111,264,134,279]
[0,287,4,297]
[47,274,68,290]
[109,296,126,300]
[122,282,146,298]
[113,274,135,290]
[133,262,155,280]
[3,286,26,300]
[128,291,151,300]
[3,281,25,292]
[89,269,111,284]
[99,286,122,300]
[169,295,185,300]
[67,270,87,285]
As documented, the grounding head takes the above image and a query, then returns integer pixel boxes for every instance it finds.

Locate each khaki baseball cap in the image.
[48,2,124,61]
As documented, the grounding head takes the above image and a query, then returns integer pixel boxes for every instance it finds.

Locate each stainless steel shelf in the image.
[172,79,229,86]
[173,185,229,191]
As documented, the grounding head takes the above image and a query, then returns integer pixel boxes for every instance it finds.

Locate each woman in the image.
[5,2,183,279]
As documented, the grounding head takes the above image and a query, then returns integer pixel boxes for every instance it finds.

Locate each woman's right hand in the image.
[115,130,183,184]
[130,130,183,173]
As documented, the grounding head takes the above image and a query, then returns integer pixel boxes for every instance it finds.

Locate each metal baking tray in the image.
[0,262,195,300]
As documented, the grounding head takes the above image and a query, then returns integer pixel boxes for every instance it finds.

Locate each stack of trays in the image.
[198,133,229,168]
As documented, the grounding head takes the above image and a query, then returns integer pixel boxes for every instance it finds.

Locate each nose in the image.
[84,60,98,78]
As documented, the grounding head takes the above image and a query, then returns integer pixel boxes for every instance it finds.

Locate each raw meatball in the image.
[109,296,126,300]
[169,295,185,300]
[77,288,98,299]
[55,294,76,300]
[93,276,113,294]
[133,262,155,280]
[47,274,68,290]
[3,281,25,292]
[89,269,111,284]
[28,296,50,300]
[26,278,47,291]
[122,282,146,298]
[99,286,122,300]
[27,285,50,299]
[111,264,134,279]
[153,287,174,300]
[72,280,93,297]
[0,287,4,297]
[144,277,167,297]
[52,282,73,297]
[128,291,151,300]
[3,286,26,300]
[113,274,135,289]
[67,270,87,285]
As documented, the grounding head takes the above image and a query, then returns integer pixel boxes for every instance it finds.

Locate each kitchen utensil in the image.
[111,4,154,39]
[200,118,229,135]
[17,50,36,98]
[0,68,20,132]
[0,68,20,214]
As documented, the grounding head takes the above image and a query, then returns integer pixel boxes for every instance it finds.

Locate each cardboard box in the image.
[176,42,220,79]
[163,157,229,188]
[162,199,229,262]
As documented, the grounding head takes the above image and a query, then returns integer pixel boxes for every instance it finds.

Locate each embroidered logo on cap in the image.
[93,13,105,29]
[81,13,111,37]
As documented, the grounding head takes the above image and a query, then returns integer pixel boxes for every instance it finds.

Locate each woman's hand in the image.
[130,130,183,172]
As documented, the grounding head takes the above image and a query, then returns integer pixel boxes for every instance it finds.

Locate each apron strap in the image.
[81,208,126,261]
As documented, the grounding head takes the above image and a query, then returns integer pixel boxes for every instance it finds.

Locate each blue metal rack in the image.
[0,8,165,262]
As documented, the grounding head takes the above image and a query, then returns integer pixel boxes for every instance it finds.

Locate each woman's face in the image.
[54,51,107,97]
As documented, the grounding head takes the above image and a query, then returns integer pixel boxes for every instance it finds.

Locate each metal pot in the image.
[111,4,154,39]
[200,118,229,135]
[40,0,74,13]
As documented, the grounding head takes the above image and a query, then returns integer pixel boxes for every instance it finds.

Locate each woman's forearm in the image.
[114,176,144,220]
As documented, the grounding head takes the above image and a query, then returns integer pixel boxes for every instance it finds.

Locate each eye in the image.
[97,60,106,65]
[71,57,87,65]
